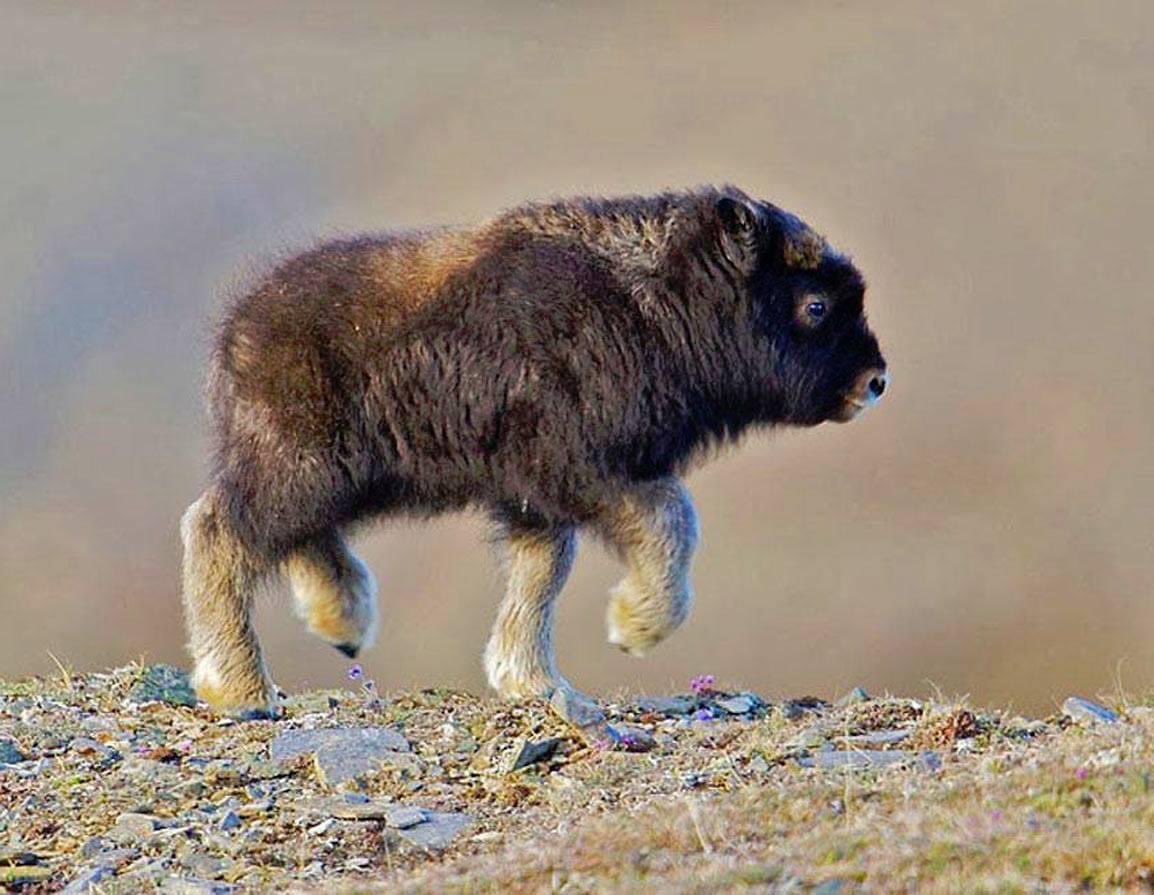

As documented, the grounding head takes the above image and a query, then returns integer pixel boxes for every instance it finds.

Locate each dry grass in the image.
[2,667,1152,893]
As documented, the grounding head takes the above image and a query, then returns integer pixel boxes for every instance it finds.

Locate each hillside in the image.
[1,665,1150,893]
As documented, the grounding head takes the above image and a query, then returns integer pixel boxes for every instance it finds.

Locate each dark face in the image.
[717,194,888,427]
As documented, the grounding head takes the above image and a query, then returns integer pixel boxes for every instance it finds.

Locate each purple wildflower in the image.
[689,674,716,696]
[694,706,715,722]
[347,664,364,681]
[1075,766,1090,781]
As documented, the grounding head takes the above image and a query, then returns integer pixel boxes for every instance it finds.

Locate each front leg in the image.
[596,478,699,656]
[484,519,576,700]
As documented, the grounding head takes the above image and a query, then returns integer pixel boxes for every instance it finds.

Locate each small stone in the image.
[111,812,161,840]
[798,750,941,772]
[748,754,770,774]
[715,695,755,715]
[183,854,225,879]
[395,811,471,849]
[1062,696,1119,726]
[269,727,411,785]
[636,696,694,716]
[70,737,122,767]
[608,724,656,752]
[511,738,562,771]
[129,665,197,708]
[217,810,241,832]
[239,758,291,781]
[0,738,27,766]
[386,805,427,829]
[813,880,850,895]
[836,687,871,707]
[80,837,114,860]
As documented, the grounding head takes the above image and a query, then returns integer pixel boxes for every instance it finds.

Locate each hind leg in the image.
[596,478,698,657]
[484,520,576,700]
[285,532,378,658]
[180,490,280,719]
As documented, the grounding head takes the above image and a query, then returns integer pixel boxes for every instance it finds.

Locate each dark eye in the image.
[805,300,827,321]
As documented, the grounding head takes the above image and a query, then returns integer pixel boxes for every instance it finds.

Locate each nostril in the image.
[869,375,886,398]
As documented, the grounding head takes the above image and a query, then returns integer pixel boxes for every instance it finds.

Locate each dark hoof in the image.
[335,642,360,659]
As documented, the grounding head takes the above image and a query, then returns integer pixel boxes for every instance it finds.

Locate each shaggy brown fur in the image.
[181,185,887,717]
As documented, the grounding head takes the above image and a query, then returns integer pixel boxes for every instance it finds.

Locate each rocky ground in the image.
[0,664,1149,893]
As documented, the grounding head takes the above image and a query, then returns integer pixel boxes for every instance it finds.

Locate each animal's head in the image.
[713,188,887,427]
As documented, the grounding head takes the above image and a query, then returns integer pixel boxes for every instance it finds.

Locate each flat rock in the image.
[714,695,756,715]
[636,696,695,716]
[1062,696,1119,725]
[395,811,471,850]
[607,724,656,752]
[330,799,391,821]
[798,750,941,772]
[511,738,562,771]
[387,805,428,829]
[0,738,28,766]
[129,665,197,708]
[270,727,412,785]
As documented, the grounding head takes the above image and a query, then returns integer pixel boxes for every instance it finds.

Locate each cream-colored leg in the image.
[285,533,378,658]
[180,490,280,718]
[598,478,698,656]
[484,525,576,699]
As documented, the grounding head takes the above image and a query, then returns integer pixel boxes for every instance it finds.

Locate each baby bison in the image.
[181,185,888,718]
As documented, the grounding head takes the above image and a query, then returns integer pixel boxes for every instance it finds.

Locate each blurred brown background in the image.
[2,1,1151,714]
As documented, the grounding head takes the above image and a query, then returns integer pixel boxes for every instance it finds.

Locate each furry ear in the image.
[716,196,760,270]
[716,195,759,236]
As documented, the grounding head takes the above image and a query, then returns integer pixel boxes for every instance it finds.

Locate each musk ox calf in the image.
[181,185,888,718]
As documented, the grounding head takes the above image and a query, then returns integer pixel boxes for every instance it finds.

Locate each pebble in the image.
[1062,696,1119,726]
[0,738,27,766]
[269,727,412,785]
[218,810,241,832]
[607,724,656,753]
[394,811,472,850]
[110,812,162,840]
[715,695,756,715]
[386,805,428,829]
[129,665,198,708]
[636,696,695,716]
